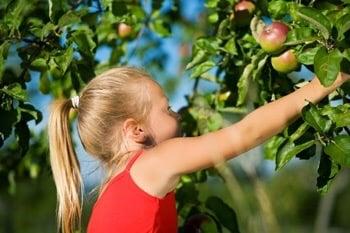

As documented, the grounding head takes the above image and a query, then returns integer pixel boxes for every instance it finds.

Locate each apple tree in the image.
[177,0,350,231]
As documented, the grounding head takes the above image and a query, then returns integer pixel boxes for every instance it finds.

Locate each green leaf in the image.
[176,183,200,211]
[195,37,221,54]
[223,37,237,55]
[186,50,208,70]
[40,22,57,40]
[276,140,316,170]
[268,0,288,19]
[26,17,44,38]
[252,54,268,81]
[263,135,287,160]
[301,101,332,133]
[190,61,215,79]
[289,122,310,142]
[336,14,350,40]
[1,83,28,101]
[208,12,219,23]
[285,27,318,46]
[320,104,350,128]
[48,0,67,23]
[205,196,240,233]
[314,47,343,87]
[297,47,319,65]
[199,72,218,83]
[296,7,332,40]
[30,58,48,72]
[49,57,62,79]
[0,41,11,80]
[71,28,96,57]
[236,63,253,106]
[217,19,231,39]
[236,52,266,106]
[324,135,350,166]
[4,0,32,32]
[58,10,83,28]
[317,153,341,194]
[19,103,42,124]
[149,19,171,37]
[54,46,74,74]
[343,48,350,62]
[205,0,219,8]
[0,109,20,144]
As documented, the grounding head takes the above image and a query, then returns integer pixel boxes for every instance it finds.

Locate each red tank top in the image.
[87,149,178,233]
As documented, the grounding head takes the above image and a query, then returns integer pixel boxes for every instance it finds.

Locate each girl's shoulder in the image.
[129,148,179,199]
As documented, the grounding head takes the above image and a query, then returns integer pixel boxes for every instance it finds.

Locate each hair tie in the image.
[71,96,80,109]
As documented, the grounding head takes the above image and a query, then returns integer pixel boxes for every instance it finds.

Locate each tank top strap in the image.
[125,149,144,172]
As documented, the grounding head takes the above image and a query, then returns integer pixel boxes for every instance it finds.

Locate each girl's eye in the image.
[167,106,181,120]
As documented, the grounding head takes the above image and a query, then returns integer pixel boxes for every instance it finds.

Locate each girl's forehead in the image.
[148,81,167,100]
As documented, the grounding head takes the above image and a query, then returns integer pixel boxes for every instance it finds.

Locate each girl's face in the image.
[146,81,182,144]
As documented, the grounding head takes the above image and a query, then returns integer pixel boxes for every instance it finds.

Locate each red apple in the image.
[118,23,132,38]
[235,0,255,13]
[258,21,289,53]
[271,49,299,73]
[233,0,256,26]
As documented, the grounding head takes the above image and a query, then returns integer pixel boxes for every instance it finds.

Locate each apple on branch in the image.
[271,49,299,73]
[232,0,256,27]
[117,23,132,38]
[258,21,289,53]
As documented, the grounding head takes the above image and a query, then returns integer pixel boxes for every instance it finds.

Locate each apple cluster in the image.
[233,1,299,74]
[258,21,299,73]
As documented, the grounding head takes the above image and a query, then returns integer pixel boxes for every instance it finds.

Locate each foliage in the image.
[184,0,350,197]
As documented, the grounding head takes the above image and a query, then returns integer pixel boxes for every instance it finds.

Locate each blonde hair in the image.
[48,67,157,233]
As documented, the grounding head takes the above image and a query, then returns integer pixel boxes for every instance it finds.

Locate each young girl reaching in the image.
[48,67,350,233]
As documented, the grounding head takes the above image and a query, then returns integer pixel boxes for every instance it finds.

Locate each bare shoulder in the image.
[129,148,179,199]
[130,121,257,197]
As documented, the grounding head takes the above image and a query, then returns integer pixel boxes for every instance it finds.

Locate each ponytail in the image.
[48,99,84,233]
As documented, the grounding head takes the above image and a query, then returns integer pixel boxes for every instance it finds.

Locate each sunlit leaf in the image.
[314,47,343,87]
[276,140,316,170]
[301,101,332,133]
[324,135,350,166]
[297,7,332,39]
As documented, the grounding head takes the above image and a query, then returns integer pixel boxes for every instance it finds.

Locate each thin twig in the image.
[123,25,146,64]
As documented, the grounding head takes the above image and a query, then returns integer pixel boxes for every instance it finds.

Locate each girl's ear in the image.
[122,118,147,143]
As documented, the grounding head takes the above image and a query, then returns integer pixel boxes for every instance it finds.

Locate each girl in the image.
[48,67,350,233]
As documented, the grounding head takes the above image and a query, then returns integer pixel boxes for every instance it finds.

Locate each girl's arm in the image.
[145,73,349,192]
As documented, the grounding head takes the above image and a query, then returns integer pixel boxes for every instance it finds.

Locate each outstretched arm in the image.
[143,72,349,196]
[231,72,350,150]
